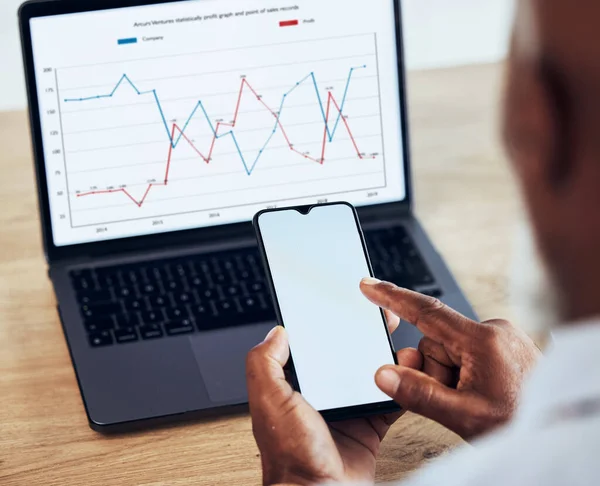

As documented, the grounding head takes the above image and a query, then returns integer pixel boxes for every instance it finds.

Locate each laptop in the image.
[19,0,476,432]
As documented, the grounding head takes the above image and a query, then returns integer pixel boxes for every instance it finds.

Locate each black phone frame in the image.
[253,201,400,422]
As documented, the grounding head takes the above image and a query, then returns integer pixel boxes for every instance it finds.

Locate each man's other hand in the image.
[361,278,541,440]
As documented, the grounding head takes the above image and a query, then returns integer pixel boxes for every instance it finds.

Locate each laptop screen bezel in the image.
[19,0,413,263]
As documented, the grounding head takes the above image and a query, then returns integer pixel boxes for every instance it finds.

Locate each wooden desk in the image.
[0,63,516,485]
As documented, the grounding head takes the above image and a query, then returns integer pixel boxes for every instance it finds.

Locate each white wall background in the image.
[0,0,514,112]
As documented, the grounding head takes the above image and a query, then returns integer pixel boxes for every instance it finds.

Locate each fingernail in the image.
[375,367,401,395]
[361,277,381,286]
[265,326,280,341]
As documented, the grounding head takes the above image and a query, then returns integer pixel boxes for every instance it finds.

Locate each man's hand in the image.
[247,279,541,485]
[361,278,542,440]
[247,319,422,486]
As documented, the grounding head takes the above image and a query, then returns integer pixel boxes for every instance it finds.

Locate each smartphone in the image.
[253,202,399,421]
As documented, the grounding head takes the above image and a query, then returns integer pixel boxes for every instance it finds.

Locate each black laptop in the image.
[19,0,476,432]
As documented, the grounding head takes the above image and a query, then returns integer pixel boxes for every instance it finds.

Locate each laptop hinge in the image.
[357,201,412,224]
[48,201,412,267]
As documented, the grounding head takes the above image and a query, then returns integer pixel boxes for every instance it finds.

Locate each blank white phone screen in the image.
[258,204,395,411]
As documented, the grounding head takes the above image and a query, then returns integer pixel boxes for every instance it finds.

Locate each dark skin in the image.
[248,0,600,484]
[504,0,600,321]
[247,281,540,485]
[247,321,422,486]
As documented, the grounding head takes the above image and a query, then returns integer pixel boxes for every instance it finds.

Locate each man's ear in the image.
[537,58,575,188]
[503,0,573,196]
[503,52,564,196]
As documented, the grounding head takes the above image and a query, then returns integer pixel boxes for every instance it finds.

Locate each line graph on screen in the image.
[55,34,387,226]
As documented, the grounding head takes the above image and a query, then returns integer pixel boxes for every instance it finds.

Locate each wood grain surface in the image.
[0,63,517,485]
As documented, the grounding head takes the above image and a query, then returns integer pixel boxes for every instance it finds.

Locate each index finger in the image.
[360,278,474,345]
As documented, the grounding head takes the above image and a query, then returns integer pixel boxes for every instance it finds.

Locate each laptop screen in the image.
[29,0,407,247]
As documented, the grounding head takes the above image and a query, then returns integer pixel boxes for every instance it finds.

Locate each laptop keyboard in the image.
[70,226,440,348]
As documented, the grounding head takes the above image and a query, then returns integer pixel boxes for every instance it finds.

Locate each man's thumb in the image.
[375,365,468,432]
[246,326,292,409]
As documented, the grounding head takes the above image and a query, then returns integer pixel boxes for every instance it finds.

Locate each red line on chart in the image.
[75,77,373,208]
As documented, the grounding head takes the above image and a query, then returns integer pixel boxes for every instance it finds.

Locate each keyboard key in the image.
[124,269,141,285]
[85,316,115,333]
[201,288,215,299]
[249,281,265,293]
[140,324,164,340]
[116,287,133,298]
[150,295,169,308]
[190,303,210,319]
[392,261,406,275]
[77,288,112,304]
[225,284,241,296]
[173,263,188,278]
[89,330,113,347]
[146,266,165,284]
[114,327,138,344]
[81,301,121,318]
[95,268,118,287]
[140,310,162,324]
[256,292,273,310]
[164,280,181,292]
[197,300,241,328]
[197,261,210,274]
[216,298,238,316]
[165,307,188,321]
[239,296,259,311]
[140,283,159,295]
[72,272,93,291]
[176,292,192,304]
[71,269,93,279]
[239,297,276,324]
[115,313,134,329]
[123,298,145,311]
[165,319,195,336]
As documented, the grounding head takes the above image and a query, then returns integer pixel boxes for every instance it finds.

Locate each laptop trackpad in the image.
[189,324,272,404]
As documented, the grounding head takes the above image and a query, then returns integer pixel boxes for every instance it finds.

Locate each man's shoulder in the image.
[400,414,600,486]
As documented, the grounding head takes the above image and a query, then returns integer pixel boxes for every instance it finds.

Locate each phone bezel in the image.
[253,201,400,421]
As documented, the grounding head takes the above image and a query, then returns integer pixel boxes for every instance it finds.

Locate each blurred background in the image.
[0,0,515,111]
[0,2,521,484]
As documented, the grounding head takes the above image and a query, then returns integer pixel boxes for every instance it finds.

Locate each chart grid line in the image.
[63,110,380,138]
[68,152,380,177]
[66,132,381,156]
[57,33,376,70]
[71,183,387,228]
[59,54,374,93]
